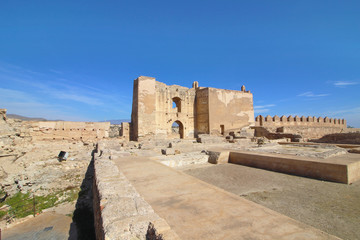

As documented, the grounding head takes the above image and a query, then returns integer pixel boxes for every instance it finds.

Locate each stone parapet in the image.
[93,150,179,240]
[255,115,346,128]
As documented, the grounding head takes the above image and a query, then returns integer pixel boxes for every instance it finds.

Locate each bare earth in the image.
[183,163,360,240]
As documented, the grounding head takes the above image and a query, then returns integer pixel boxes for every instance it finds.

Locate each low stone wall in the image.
[93,150,179,239]
[279,126,346,140]
[314,132,360,144]
[228,150,359,184]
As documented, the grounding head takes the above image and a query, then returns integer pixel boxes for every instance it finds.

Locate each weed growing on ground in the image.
[1,188,80,219]
[0,210,6,219]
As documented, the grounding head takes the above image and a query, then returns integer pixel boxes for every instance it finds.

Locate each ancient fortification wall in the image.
[206,86,254,135]
[131,76,255,140]
[1,108,110,142]
[255,115,347,139]
[21,121,110,141]
[256,115,346,128]
[92,147,179,239]
[131,76,196,141]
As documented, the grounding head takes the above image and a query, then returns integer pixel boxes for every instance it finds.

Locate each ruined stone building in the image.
[130,76,255,140]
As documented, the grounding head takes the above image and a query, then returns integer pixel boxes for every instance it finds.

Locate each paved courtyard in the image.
[184,163,360,240]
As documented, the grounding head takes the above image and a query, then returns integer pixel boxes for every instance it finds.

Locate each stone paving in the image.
[114,156,340,240]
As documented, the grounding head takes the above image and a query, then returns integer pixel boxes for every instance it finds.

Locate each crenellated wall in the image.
[255,115,346,128]
[255,115,347,140]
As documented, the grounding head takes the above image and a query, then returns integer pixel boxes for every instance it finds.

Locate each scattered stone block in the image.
[161,148,175,156]
[348,148,360,154]
[208,151,230,164]
[197,134,225,144]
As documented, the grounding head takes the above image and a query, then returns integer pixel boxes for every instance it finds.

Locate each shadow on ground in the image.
[68,150,96,240]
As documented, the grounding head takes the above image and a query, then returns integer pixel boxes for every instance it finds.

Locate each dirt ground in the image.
[184,163,360,240]
[2,209,75,240]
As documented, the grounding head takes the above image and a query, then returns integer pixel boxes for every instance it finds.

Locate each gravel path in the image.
[184,163,360,240]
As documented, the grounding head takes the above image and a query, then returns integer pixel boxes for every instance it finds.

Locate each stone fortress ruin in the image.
[130,76,255,140]
[129,76,348,142]
[1,77,360,240]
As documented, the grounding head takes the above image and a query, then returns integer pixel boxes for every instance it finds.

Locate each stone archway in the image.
[171,120,184,139]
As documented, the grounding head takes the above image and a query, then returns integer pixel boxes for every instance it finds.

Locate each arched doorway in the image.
[171,120,184,139]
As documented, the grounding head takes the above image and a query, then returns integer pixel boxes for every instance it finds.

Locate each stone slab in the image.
[114,156,339,240]
[228,150,360,184]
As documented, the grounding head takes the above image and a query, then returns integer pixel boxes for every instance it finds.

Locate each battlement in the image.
[255,115,346,128]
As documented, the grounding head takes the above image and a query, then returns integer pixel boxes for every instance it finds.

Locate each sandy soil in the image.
[184,163,360,240]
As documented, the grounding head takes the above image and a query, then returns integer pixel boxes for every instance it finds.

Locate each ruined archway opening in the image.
[171,120,184,139]
[172,97,181,113]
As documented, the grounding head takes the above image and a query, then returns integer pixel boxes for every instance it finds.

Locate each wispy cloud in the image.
[325,107,360,116]
[325,107,360,128]
[333,81,358,87]
[298,91,329,97]
[254,104,275,114]
[0,87,87,121]
[0,62,131,120]
[49,69,63,74]
[254,104,275,109]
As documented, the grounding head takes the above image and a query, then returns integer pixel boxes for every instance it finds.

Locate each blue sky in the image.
[0,1,359,126]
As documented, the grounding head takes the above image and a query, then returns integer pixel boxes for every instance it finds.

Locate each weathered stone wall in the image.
[131,76,255,140]
[21,121,110,141]
[314,132,360,144]
[92,148,179,239]
[207,87,254,135]
[0,109,6,121]
[195,88,210,134]
[131,76,196,140]
[255,115,347,139]
[109,125,121,138]
[131,76,157,141]
[121,122,130,140]
[154,81,196,139]
[0,109,15,147]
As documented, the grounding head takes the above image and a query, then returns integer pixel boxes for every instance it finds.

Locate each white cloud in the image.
[333,81,358,87]
[254,108,270,114]
[254,104,275,109]
[254,104,275,114]
[298,91,329,97]
[0,88,33,101]
[0,62,132,120]
[326,107,360,116]
[0,88,88,121]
